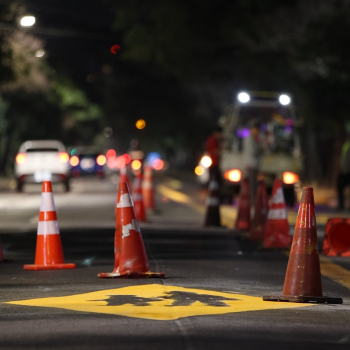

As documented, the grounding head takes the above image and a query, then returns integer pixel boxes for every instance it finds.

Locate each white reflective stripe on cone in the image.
[270,188,285,204]
[267,208,287,220]
[132,193,143,202]
[206,197,220,206]
[117,193,134,208]
[37,221,60,235]
[39,193,56,212]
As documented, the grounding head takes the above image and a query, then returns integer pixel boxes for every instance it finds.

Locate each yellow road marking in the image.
[7,284,309,320]
[320,256,350,290]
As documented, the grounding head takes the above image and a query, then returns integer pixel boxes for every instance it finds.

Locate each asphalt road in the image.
[1,176,350,350]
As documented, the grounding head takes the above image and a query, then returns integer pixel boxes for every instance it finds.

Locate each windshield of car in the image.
[26,148,59,152]
[230,106,296,155]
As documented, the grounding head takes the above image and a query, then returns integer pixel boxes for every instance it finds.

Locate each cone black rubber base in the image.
[263,295,343,304]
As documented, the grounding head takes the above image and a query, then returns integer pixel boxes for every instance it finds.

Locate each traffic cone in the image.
[142,165,155,211]
[235,177,250,230]
[132,172,146,221]
[263,187,342,303]
[322,218,350,257]
[263,179,291,248]
[250,180,268,240]
[119,165,131,189]
[23,181,76,271]
[98,182,164,278]
[204,176,221,227]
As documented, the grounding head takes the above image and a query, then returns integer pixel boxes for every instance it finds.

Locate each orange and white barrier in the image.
[98,182,164,278]
[23,181,76,270]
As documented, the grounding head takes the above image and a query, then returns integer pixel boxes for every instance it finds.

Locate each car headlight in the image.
[283,171,299,184]
[200,156,212,168]
[224,169,242,182]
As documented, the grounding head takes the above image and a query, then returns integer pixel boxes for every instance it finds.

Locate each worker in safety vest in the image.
[337,135,350,210]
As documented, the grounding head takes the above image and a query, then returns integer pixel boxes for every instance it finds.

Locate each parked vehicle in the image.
[196,91,302,206]
[15,140,70,192]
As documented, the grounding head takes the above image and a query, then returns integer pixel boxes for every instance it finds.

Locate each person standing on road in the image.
[205,126,223,184]
[242,121,263,202]
[337,135,350,210]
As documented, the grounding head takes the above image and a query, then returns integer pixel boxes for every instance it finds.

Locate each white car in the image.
[15,140,70,192]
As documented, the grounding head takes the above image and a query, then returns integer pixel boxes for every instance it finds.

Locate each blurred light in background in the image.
[70,155,79,167]
[81,158,95,171]
[110,44,121,54]
[135,119,146,130]
[103,127,113,137]
[286,118,293,126]
[152,159,164,170]
[131,159,142,170]
[35,49,45,58]
[279,94,291,106]
[106,149,116,159]
[58,152,69,164]
[16,153,27,164]
[96,155,106,166]
[20,16,35,27]
[194,165,204,176]
[237,128,250,138]
[237,92,250,103]
[283,171,299,184]
[116,156,126,169]
[224,169,241,182]
[200,156,212,168]
[146,152,161,165]
[123,153,131,164]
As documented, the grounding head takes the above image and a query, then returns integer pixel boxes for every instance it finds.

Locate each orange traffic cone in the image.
[132,172,146,221]
[204,175,221,227]
[119,165,131,189]
[263,187,342,303]
[322,218,350,257]
[250,180,268,240]
[23,181,76,271]
[235,177,250,230]
[142,165,155,210]
[263,179,291,248]
[98,182,164,278]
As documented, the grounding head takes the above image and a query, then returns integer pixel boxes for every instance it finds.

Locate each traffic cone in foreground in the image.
[204,176,221,227]
[23,181,76,271]
[142,165,155,211]
[133,173,146,221]
[98,182,164,278]
[263,179,291,248]
[250,180,268,240]
[263,187,342,303]
[235,178,250,230]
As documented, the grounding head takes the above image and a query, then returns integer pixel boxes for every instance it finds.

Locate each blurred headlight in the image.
[131,159,142,170]
[195,165,205,176]
[224,169,242,182]
[58,152,69,164]
[237,92,250,103]
[152,159,164,170]
[200,156,212,168]
[279,94,291,106]
[96,155,106,166]
[69,156,80,167]
[16,153,27,165]
[283,171,299,184]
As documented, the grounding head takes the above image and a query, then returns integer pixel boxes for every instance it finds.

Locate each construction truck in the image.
[195,91,302,206]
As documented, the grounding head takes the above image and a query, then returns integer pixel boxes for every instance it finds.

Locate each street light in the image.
[237,92,250,103]
[279,94,291,106]
[20,16,35,27]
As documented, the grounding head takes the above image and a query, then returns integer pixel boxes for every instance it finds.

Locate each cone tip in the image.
[42,181,52,193]
[300,187,314,204]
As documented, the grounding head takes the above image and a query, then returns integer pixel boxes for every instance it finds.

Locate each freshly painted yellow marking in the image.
[6,284,309,320]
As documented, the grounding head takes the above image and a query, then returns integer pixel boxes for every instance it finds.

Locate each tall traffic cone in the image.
[235,177,250,230]
[204,175,221,227]
[132,172,146,221]
[250,180,268,240]
[23,181,76,271]
[98,182,164,278]
[263,179,291,248]
[263,187,342,303]
[142,165,155,211]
